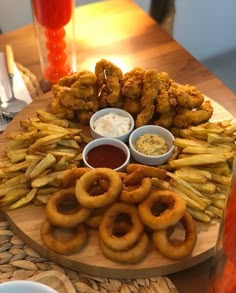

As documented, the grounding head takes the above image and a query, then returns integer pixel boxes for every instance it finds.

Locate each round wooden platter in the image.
[0,92,233,279]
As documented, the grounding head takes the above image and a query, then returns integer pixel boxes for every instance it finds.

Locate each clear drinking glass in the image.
[31,0,76,84]
[208,158,236,293]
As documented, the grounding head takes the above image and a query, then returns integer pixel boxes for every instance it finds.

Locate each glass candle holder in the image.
[31,0,76,84]
[208,158,236,293]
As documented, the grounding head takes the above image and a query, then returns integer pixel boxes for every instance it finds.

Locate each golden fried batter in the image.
[155,110,176,129]
[123,98,141,116]
[121,67,145,99]
[169,82,204,109]
[136,69,160,127]
[50,59,213,129]
[158,72,171,91]
[50,95,75,120]
[95,59,123,108]
[173,100,213,128]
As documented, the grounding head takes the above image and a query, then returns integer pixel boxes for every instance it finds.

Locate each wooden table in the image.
[0,0,235,292]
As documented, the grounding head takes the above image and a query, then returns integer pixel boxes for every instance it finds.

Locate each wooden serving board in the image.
[0,92,233,279]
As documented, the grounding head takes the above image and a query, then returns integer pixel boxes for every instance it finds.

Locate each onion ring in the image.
[75,168,122,208]
[120,177,152,203]
[99,202,144,251]
[138,190,186,230]
[99,233,149,264]
[153,212,197,259]
[62,167,91,187]
[40,220,87,255]
[46,187,91,228]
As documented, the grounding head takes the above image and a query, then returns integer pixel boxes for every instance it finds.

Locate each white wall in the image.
[173,0,236,61]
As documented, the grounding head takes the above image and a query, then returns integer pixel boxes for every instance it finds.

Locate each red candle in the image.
[32,0,74,83]
[32,0,73,29]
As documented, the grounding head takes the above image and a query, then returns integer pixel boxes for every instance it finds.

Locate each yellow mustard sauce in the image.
[135,133,168,156]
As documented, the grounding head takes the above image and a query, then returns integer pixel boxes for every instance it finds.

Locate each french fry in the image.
[208,133,236,144]
[0,183,29,197]
[169,186,205,211]
[169,179,207,209]
[29,153,56,179]
[151,178,170,190]
[7,149,27,163]
[212,174,232,186]
[0,188,31,206]
[212,199,225,210]
[201,192,226,200]
[206,205,223,218]
[8,188,38,210]
[0,174,27,188]
[186,207,212,224]
[31,170,67,188]
[174,137,210,148]
[182,146,230,154]
[30,121,71,134]
[36,110,71,128]
[174,168,211,183]
[34,194,51,205]
[3,161,29,172]
[28,133,67,151]
[6,130,38,141]
[169,154,228,168]
[190,182,217,194]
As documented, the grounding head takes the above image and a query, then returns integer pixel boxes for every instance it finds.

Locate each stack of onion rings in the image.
[40,220,87,255]
[46,187,91,228]
[98,202,148,263]
[153,212,197,260]
[138,190,186,230]
[75,168,122,208]
[99,202,144,251]
[39,166,197,262]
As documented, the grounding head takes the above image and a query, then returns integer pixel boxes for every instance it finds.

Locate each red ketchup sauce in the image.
[86,145,127,169]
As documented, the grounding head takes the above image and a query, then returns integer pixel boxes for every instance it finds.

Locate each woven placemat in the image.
[0,220,178,292]
[16,63,43,99]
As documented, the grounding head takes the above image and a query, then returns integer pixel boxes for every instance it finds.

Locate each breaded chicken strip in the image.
[95,59,123,107]
[136,69,160,127]
[169,81,204,109]
[121,67,145,99]
[173,100,213,128]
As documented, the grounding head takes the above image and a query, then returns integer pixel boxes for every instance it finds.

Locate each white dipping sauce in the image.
[93,112,131,137]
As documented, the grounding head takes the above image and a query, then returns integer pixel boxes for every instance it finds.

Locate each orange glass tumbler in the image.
[208,159,236,293]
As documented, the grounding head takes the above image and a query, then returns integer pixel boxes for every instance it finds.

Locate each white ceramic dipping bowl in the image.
[0,280,58,293]
[82,137,130,172]
[129,125,175,166]
[90,108,134,142]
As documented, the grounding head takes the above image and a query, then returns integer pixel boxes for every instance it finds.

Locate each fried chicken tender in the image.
[173,100,214,128]
[50,95,75,120]
[123,98,141,116]
[136,69,160,127]
[52,70,99,115]
[155,110,176,129]
[121,67,145,99]
[158,72,171,91]
[169,81,204,109]
[95,59,123,108]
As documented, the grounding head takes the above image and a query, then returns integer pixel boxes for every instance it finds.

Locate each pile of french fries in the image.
[0,110,91,210]
[152,120,236,223]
